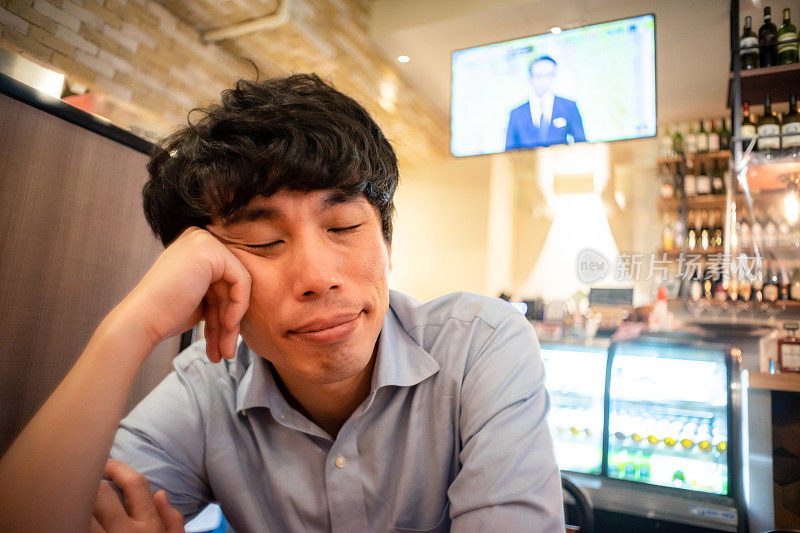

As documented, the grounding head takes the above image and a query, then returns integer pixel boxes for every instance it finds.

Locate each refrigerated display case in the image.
[540,336,746,532]
[540,342,608,475]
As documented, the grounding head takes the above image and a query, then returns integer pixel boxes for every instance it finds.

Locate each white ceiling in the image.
[368,0,800,125]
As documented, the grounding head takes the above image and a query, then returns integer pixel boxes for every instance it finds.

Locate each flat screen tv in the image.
[451,14,656,157]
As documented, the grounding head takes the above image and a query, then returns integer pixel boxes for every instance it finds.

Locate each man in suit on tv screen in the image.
[505,55,586,150]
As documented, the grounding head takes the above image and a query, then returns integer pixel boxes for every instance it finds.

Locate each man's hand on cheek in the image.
[120,227,252,363]
[90,460,184,533]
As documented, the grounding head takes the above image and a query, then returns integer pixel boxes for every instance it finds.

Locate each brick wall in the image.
[0,0,449,165]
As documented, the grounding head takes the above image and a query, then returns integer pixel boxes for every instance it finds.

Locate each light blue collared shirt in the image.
[111,290,564,532]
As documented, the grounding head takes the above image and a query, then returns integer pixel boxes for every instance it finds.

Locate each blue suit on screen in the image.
[505,97,586,150]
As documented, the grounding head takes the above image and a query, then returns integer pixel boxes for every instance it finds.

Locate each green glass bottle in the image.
[778,8,799,65]
[741,16,760,69]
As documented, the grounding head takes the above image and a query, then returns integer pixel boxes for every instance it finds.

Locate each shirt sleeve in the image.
[110,350,213,520]
[448,312,565,532]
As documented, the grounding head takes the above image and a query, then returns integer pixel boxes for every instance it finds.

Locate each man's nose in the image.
[290,237,342,299]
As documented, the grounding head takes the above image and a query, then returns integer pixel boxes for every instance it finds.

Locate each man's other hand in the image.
[90,460,184,533]
[120,226,252,362]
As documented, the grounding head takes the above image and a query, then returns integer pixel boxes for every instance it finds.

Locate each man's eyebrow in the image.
[221,190,364,227]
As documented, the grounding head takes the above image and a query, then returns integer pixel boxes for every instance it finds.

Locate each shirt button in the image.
[334,455,346,469]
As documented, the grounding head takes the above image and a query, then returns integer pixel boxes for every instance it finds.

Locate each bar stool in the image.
[562,474,593,533]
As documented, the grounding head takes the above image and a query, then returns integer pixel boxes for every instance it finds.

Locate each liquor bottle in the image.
[673,161,684,200]
[714,262,728,301]
[782,92,800,150]
[764,260,780,302]
[742,102,757,145]
[759,7,779,68]
[790,261,800,300]
[778,322,800,372]
[741,15,760,69]
[687,209,698,251]
[778,8,799,65]
[686,122,698,155]
[720,118,732,150]
[752,259,765,302]
[684,163,696,197]
[711,160,725,195]
[765,206,779,247]
[659,163,674,199]
[703,263,714,300]
[739,215,752,248]
[752,206,765,245]
[728,266,740,301]
[672,123,684,155]
[696,163,711,195]
[739,264,752,301]
[673,210,686,248]
[697,119,709,153]
[758,94,781,152]
[712,208,724,247]
[661,213,675,251]
[700,209,710,251]
[779,262,791,300]
[689,263,703,301]
[708,119,720,152]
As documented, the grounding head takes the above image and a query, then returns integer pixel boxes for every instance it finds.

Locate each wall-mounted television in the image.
[451,14,656,157]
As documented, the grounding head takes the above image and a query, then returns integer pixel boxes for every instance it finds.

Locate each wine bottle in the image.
[684,163,696,197]
[760,7,779,68]
[764,260,780,302]
[686,122,698,155]
[689,263,703,301]
[697,119,708,153]
[765,206,779,247]
[700,208,710,251]
[780,262,791,300]
[703,262,714,300]
[739,215,752,248]
[672,123,684,155]
[739,264,752,301]
[742,102,757,145]
[778,8,799,65]
[696,163,711,195]
[752,206,765,245]
[661,213,674,252]
[673,161,684,200]
[714,262,728,301]
[687,209,698,251]
[711,160,725,195]
[790,261,800,300]
[708,119,720,152]
[783,92,800,149]
[741,15,760,69]
[720,118,732,150]
[712,208,724,247]
[757,94,781,152]
[753,260,764,302]
[659,163,674,199]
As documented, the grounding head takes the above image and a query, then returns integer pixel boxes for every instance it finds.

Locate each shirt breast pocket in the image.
[390,503,450,533]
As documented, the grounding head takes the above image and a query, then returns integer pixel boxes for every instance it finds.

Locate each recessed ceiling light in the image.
[396,55,411,63]
[550,27,562,34]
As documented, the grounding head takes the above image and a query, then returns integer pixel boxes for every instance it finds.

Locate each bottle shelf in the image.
[657,151,731,166]
[746,370,800,392]
[727,62,800,109]
[657,189,794,212]
[657,247,725,258]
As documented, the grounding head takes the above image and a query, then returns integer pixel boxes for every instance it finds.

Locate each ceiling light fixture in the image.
[550,27,562,34]
[396,55,411,63]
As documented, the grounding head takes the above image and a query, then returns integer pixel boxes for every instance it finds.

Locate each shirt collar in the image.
[235,293,440,415]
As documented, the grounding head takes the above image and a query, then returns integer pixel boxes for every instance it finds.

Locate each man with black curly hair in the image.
[0,74,564,532]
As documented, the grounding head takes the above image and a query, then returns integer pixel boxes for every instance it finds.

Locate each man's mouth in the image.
[288,311,364,343]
